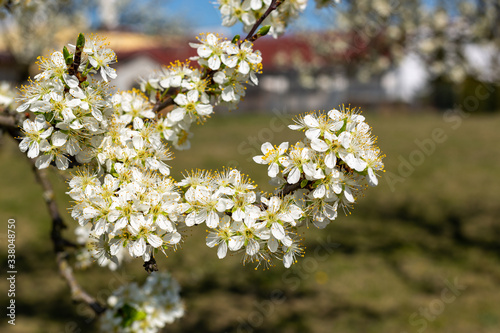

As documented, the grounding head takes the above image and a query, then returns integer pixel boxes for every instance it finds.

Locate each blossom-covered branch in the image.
[14,32,384,272]
[0,1,391,332]
[216,0,308,38]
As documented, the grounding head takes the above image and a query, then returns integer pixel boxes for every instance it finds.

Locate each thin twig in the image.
[152,96,174,113]
[243,0,285,43]
[278,181,307,198]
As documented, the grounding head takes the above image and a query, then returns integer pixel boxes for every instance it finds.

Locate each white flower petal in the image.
[63,74,79,88]
[132,238,146,257]
[169,108,186,122]
[27,141,40,159]
[206,211,219,228]
[283,252,293,268]
[228,236,244,251]
[310,139,329,152]
[268,163,279,178]
[368,167,378,186]
[261,142,273,154]
[52,131,68,147]
[305,128,321,140]
[344,187,355,203]
[35,154,52,169]
[271,222,285,240]
[287,167,301,184]
[238,60,250,74]
[147,234,163,248]
[325,152,337,169]
[197,45,212,58]
[217,242,228,258]
[208,55,221,70]
[268,236,279,252]
[313,184,326,198]
[156,215,173,232]
[253,155,266,164]
[304,114,319,127]
[246,239,259,255]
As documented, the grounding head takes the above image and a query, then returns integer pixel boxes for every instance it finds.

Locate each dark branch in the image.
[0,114,17,130]
[278,181,307,198]
[243,0,285,43]
[2,109,104,315]
[68,35,84,77]
[56,252,106,314]
[30,160,106,315]
[152,96,174,113]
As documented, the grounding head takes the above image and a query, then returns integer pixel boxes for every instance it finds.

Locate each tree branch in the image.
[3,108,105,314]
[278,180,307,198]
[150,0,286,115]
[30,160,106,315]
[243,0,285,43]
[68,34,85,78]
[152,96,174,114]
[0,114,17,130]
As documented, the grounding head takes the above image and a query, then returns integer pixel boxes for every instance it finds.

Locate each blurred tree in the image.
[0,0,88,81]
[0,0,185,82]
[94,0,185,35]
[303,0,500,110]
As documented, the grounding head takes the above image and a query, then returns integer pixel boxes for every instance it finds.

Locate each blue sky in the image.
[166,0,332,34]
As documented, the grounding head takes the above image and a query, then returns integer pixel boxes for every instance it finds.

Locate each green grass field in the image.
[1,111,499,333]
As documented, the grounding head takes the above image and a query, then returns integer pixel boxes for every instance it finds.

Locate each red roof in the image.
[114,32,389,70]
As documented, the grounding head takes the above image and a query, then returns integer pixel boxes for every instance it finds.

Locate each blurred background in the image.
[0,0,499,332]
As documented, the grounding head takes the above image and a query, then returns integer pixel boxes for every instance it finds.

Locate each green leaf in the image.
[118,304,139,328]
[62,46,72,65]
[76,33,85,50]
[300,179,308,188]
[134,310,147,321]
[231,35,240,44]
[257,25,271,37]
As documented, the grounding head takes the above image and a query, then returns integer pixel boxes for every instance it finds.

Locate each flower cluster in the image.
[177,168,304,268]
[67,161,183,265]
[216,0,308,38]
[254,106,384,229]
[100,271,184,333]
[140,32,262,149]
[190,33,262,104]
[16,35,116,170]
